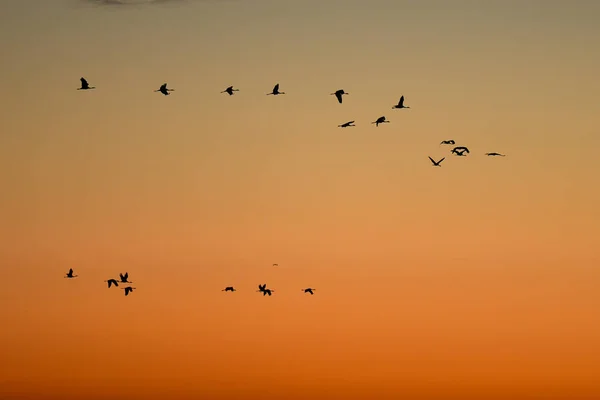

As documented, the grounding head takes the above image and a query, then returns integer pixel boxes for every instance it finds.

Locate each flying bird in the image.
[330,89,348,104]
[453,150,467,157]
[451,146,470,154]
[338,121,356,128]
[371,116,390,127]
[65,268,78,278]
[104,279,119,288]
[440,140,455,145]
[222,286,236,292]
[121,286,136,296]
[392,95,410,109]
[302,288,316,295]
[257,284,275,296]
[267,83,285,95]
[272,263,279,267]
[155,83,174,96]
[428,156,445,166]
[221,86,239,96]
[119,272,132,284]
[78,78,95,90]
[485,152,506,157]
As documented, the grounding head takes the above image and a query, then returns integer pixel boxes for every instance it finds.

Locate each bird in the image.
[267,83,285,95]
[338,121,356,128]
[121,286,136,296]
[155,83,174,96]
[453,150,467,157]
[429,156,445,166]
[221,86,239,96]
[64,268,78,278]
[222,286,236,292]
[77,78,95,90]
[302,288,316,295]
[330,89,348,104]
[371,116,390,127]
[451,146,470,154]
[272,263,279,267]
[118,272,132,284]
[440,140,455,145]
[392,95,410,109]
[485,152,506,157]
[104,279,119,288]
[257,284,275,296]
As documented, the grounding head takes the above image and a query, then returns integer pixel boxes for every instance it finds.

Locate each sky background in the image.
[1,0,599,399]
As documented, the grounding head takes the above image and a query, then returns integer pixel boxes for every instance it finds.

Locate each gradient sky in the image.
[1,0,600,399]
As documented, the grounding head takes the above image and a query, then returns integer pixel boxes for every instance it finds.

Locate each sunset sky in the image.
[1,0,599,399]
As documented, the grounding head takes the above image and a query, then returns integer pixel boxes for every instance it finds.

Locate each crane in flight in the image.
[485,152,506,157]
[222,286,236,292]
[451,146,470,155]
[453,149,467,156]
[78,78,95,90]
[330,89,348,104]
[338,121,356,128]
[302,288,316,295]
[221,86,239,96]
[104,279,119,288]
[257,284,275,296]
[121,286,136,296]
[267,83,285,95]
[392,95,410,109]
[65,268,78,278]
[428,156,445,167]
[371,116,390,127]
[440,140,455,145]
[155,83,174,96]
[118,272,132,284]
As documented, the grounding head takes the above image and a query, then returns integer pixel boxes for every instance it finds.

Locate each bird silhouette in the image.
[121,286,136,296]
[451,146,470,155]
[272,263,279,267]
[371,116,390,127]
[338,121,356,128]
[453,150,467,156]
[104,279,119,288]
[330,89,348,104]
[302,288,316,295]
[428,156,445,166]
[221,86,239,96]
[392,95,410,109]
[222,286,236,292]
[155,83,174,96]
[257,284,275,296]
[119,272,132,284]
[267,83,285,95]
[440,140,455,145]
[77,78,95,90]
[64,268,78,278]
[485,152,506,157]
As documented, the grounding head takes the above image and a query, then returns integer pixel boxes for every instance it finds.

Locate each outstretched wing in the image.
[273,83,279,92]
[160,83,167,91]
[399,96,404,107]
[438,157,445,163]
[335,92,343,103]
[428,156,436,164]
[80,78,88,88]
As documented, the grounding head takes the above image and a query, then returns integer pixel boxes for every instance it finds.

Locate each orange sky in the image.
[1,0,599,399]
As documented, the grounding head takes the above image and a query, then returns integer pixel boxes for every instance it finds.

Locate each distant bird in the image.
[222,286,236,292]
[453,150,467,157]
[428,156,445,166]
[65,268,78,278]
[272,263,279,267]
[118,272,132,284]
[221,86,239,96]
[451,146,470,154]
[485,152,506,157]
[104,279,119,288]
[371,116,390,127]
[257,284,275,296]
[155,83,174,96]
[330,89,348,104]
[302,288,316,295]
[78,77,95,90]
[392,95,410,109]
[440,140,455,145]
[121,286,136,296]
[338,121,356,128]
[267,83,285,95]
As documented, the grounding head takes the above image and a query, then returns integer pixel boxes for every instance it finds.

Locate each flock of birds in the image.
[70,77,507,296]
